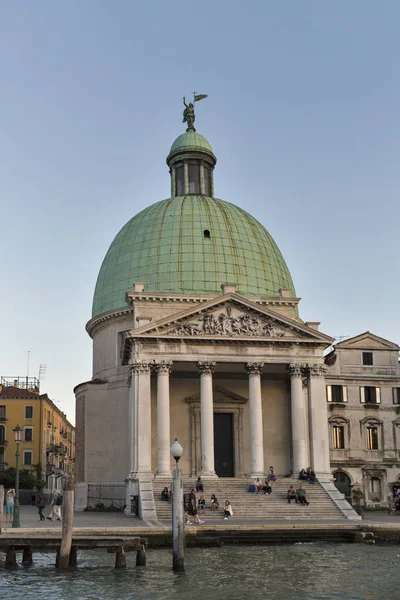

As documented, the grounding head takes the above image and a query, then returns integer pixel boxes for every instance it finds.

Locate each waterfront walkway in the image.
[2,505,400,531]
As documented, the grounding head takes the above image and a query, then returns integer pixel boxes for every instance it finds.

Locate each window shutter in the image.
[327,385,332,402]
[376,387,381,404]
[343,386,348,403]
[360,387,365,403]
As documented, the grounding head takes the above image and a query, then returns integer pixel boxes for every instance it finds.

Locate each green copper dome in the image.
[169,132,215,161]
[92,196,296,317]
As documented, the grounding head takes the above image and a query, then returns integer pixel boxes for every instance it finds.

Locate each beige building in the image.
[74,112,398,516]
[326,332,400,508]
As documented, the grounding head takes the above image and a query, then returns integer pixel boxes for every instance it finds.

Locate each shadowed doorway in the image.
[214,413,234,477]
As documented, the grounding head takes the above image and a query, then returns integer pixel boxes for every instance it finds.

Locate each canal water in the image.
[1,544,400,599]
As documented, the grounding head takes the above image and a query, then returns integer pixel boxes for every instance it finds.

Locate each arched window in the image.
[361,417,382,451]
[329,417,349,450]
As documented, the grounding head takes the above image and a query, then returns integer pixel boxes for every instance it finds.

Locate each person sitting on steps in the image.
[296,485,310,505]
[262,478,272,495]
[299,469,308,481]
[306,467,316,484]
[198,495,206,512]
[287,485,298,504]
[211,494,219,511]
[254,477,263,494]
[161,487,170,501]
[195,477,204,493]
[223,500,233,520]
[267,466,277,482]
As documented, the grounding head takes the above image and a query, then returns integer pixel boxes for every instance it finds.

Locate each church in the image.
[74,101,400,517]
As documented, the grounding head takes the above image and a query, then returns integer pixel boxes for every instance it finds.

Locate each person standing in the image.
[37,493,46,521]
[47,490,62,521]
[5,488,15,523]
[186,488,204,525]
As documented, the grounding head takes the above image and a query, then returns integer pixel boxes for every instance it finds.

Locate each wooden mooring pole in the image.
[58,477,75,569]
[0,485,4,534]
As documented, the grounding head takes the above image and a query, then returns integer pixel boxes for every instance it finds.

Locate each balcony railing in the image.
[0,416,7,422]
[0,462,8,471]
[0,440,8,447]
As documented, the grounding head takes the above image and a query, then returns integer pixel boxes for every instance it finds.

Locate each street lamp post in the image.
[12,425,22,528]
[170,439,184,572]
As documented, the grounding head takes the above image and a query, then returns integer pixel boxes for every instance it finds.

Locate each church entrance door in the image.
[214,413,234,477]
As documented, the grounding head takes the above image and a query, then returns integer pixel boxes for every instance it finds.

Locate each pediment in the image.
[335,332,399,351]
[129,293,333,344]
[185,385,248,405]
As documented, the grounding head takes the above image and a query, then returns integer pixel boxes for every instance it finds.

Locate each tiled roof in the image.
[0,386,41,399]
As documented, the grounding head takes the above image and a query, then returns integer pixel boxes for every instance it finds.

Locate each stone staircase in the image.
[153,477,346,521]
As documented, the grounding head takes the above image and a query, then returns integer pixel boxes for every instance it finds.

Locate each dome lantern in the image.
[166,96,216,197]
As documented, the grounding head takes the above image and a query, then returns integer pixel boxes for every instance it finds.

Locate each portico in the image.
[123,291,334,487]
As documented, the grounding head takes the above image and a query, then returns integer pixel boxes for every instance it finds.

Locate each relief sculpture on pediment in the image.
[169,309,289,337]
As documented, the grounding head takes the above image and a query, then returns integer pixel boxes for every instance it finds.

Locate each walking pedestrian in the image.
[37,493,46,521]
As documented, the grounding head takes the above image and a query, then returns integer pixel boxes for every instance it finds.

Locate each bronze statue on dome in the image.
[183,93,208,132]
[183,97,196,132]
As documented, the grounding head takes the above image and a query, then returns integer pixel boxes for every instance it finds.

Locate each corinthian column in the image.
[198,361,217,478]
[307,364,331,480]
[288,364,309,475]
[155,361,172,477]
[245,363,265,477]
[131,360,152,476]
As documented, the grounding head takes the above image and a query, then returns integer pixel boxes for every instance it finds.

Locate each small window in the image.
[0,425,5,445]
[360,386,380,404]
[362,352,373,366]
[188,163,200,194]
[176,165,184,196]
[23,450,33,466]
[204,229,211,239]
[24,427,33,442]
[333,425,345,449]
[203,165,212,195]
[367,426,379,450]
[0,406,6,420]
[327,385,347,403]
[393,388,400,404]
[25,406,33,419]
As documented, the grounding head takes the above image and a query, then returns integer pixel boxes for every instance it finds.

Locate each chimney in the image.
[134,282,145,292]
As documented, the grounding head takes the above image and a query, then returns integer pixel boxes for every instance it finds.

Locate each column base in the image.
[199,470,218,479]
[251,472,266,478]
[154,472,172,479]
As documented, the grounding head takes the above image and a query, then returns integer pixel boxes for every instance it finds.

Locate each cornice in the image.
[86,307,133,338]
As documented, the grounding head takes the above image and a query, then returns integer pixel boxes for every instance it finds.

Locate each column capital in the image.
[131,360,152,374]
[153,360,173,375]
[306,363,327,378]
[288,364,304,379]
[245,362,264,376]
[197,361,215,375]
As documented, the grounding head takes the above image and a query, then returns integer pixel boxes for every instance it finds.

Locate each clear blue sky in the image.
[1,1,399,423]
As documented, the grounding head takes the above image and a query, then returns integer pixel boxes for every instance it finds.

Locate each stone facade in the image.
[325,332,400,508]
